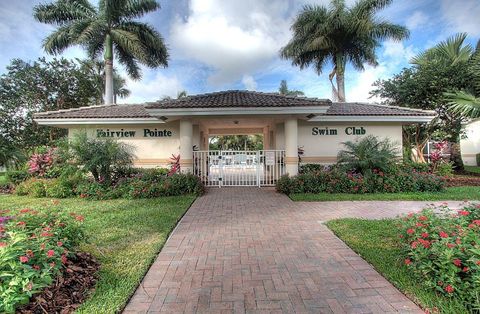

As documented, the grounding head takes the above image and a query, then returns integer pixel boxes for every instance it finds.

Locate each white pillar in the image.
[284,118,298,175]
[180,119,193,173]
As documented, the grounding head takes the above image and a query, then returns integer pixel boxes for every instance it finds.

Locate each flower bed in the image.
[0,207,86,312]
[400,204,480,310]
[277,166,445,195]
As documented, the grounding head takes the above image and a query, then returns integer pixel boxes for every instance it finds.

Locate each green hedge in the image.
[277,166,445,195]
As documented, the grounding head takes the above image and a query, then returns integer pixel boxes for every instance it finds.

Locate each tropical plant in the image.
[371,34,476,170]
[445,39,480,119]
[278,80,304,96]
[77,59,131,104]
[69,132,135,184]
[280,0,409,101]
[34,0,168,104]
[337,135,399,174]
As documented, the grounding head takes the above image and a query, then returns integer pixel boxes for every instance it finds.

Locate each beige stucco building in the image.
[34,90,435,186]
[461,119,480,166]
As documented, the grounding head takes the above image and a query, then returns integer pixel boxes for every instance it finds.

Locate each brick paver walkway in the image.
[123,188,462,313]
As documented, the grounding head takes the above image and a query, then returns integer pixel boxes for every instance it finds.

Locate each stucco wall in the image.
[461,120,480,166]
[68,121,201,168]
[297,121,404,164]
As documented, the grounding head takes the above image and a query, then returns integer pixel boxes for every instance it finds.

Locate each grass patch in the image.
[0,175,7,185]
[326,219,468,313]
[290,186,480,202]
[0,195,196,313]
[465,165,480,174]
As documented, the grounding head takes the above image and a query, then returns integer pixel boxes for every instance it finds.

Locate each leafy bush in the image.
[435,162,454,177]
[44,178,75,198]
[6,170,29,185]
[400,204,480,310]
[69,132,135,185]
[14,178,49,198]
[27,147,57,177]
[337,135,399,174]
[0,208,85,312]
[276,166,445,195]
[476,153,480,166]
[299,164,326,174]
[403,161,430,173]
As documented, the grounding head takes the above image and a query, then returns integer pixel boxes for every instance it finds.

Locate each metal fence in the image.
[193,150,285,187]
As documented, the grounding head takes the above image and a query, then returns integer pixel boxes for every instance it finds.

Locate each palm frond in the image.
[114,44,141,80]
[120,0,160,19]
[412,33,472,66]
[34,0,96,25]
[446,90,480,119]
[117,22,168,67]
[351,0,392,17]
[371,21,409,41]
[42,25,75,54]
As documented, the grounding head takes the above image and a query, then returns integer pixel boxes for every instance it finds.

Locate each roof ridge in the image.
[33,104,117,116]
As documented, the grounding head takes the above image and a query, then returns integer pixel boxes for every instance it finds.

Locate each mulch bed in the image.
[445,175,480,187]
[18,252,99,314]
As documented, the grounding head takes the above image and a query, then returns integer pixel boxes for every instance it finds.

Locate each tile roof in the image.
[145,90,332,109]
[33,91,435,120]
[34,104,151,119]
[325,102,434,116]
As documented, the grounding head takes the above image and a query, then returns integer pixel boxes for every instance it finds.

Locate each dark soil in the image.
[18,252,99,314]
[445,175,480,187]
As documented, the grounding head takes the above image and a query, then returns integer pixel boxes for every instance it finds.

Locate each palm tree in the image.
[280,0,409,102]
[445,39,480,119]
[34,0,168,104]
[78,59,131,104]
[278,80,304,96]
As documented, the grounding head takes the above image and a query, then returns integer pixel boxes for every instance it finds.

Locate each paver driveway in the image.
[123,188,459,313]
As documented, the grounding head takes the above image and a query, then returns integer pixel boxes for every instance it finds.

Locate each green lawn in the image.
[0,175,7,185]
[291,186,480,202]
[0,195,196,313]
[326,219,468,314]
[465,165,480,174]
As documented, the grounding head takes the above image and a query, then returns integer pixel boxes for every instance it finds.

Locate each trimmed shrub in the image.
[276,167,445,195]
[14,178,49,197]
[44,178,75,198]
[434,162,454,177]
[6,170,29,185]
[400,204,480,310]
[299,164,326,174]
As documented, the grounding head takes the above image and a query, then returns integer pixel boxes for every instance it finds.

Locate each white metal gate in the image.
[193,150,285,187]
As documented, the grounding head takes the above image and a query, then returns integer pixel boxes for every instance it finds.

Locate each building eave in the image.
[34,117,162,127]
[307,115,434,123]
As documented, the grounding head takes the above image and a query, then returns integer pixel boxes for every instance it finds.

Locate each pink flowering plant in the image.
[400,203,480,310]
[27,147,57,177]
[0,207,85,312]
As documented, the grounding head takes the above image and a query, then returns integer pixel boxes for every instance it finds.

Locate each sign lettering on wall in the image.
[96,128,173,138]
[312,126,366,136]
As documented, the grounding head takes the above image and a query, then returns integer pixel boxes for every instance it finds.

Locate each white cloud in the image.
[241,75,257,90]
[121,71,184,103]
[170,0,293,86]
[440,0,480,36]
[383,40,416,62]
[347,64,388,102]
[405,11,428,30]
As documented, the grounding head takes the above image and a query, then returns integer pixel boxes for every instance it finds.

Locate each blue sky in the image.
[0,0,479,103]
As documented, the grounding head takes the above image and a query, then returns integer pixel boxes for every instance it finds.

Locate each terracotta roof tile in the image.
[145,90,331,109]
[33,91,435,119]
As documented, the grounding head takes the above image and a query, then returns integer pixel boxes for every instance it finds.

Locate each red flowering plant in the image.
[399,203,480,310]
[27,147,57,177]
[0,207,86,313]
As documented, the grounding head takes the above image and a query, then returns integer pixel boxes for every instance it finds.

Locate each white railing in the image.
[193,150,285,187]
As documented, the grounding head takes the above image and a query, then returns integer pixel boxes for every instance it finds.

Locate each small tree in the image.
[70,132,135,184]
[337,135,399,174]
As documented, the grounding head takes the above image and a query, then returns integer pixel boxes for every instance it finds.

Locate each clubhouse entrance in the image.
[193,150,285,187]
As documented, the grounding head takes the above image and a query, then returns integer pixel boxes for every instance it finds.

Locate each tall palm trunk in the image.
[336,54,346,102]
[104,34,114,105]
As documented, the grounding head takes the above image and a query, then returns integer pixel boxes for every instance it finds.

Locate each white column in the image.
[284,118,298,175]
[180,119,193,173]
